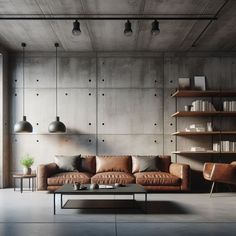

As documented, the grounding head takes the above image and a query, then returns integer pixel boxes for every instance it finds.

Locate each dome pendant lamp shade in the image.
[48,116,66,133]
[151,20,160,35]
[14,43,33,133]
[48,43,66,133]
[14,116,33,133]
[124,20,133,36]
[72,19,81,36]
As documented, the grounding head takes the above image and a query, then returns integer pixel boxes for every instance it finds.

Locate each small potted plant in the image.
[20,154,34,175]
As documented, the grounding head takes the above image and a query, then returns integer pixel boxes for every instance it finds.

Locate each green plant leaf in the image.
[20,154,34,168]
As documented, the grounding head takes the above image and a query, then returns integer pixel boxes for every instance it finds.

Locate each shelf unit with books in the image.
[171,90,236,158]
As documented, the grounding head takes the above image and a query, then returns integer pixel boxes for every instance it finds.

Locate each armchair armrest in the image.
[37,163,58,190]
[203,163,236,185]
[169,163,190,191]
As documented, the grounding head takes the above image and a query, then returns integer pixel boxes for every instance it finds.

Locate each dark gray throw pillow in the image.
[55,155,81,172]
[138,156,159,172]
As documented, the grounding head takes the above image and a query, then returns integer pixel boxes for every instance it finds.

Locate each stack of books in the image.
[214,141,236,152]
[185,124,206,132]
[223,101,236,111]
[191,100,216,111]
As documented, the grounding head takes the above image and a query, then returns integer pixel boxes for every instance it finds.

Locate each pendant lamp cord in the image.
[22,43,25,116]
[55,43,58,117]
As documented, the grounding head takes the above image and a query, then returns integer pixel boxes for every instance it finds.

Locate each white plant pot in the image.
[23,167,31,175]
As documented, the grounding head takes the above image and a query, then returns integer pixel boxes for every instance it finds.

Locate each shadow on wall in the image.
[62,128,96,155]
[64,128,141,156]
[55,128,161,156]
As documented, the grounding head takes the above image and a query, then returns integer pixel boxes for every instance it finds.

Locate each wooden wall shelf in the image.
[172,131,236,136]
[171,111,236,117]
[172,151,236,155]
[172,90,236,97]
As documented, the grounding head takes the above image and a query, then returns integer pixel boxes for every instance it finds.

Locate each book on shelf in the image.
[190,147,206,152]
[221,141,230,152]
[230,142,236,152]
[223,101,230,111]
[191,100,216,112]
[230,101,236,111]
[213,143,220,152]
[220,141,236,152]
[223,101,236,111]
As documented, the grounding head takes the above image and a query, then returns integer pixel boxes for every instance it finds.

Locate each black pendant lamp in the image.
[14,43,33,133]
[48,43,66,133]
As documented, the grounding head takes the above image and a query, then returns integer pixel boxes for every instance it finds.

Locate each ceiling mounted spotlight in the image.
[72,19,81,36]
[124,20,132,36]
[151,19,160,36]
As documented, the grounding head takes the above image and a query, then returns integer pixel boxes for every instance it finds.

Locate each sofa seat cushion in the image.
[47,172,92,186]
[134,172,181,186]
[91,172,135,184]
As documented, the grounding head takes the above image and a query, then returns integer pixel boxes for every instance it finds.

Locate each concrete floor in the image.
[0,189,236,236]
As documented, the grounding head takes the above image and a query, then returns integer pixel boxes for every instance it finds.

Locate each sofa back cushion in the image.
[132,156,159,173]
[132,155,171,173]
[158,155,171,172]
[80,155,96,173]
[96,156,131,173]
[55,155,80,172]
[139,156,159,172]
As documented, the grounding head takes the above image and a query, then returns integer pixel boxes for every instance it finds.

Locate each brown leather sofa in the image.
[37,155,190,192]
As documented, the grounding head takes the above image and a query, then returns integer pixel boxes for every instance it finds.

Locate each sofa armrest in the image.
[203,163,236,185]
[37,163,58,190]
[203,163,214,180]
[169,163,190,191]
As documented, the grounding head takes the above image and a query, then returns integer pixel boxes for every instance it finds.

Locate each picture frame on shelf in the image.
[194,76,206,91]
[178,78,190,90]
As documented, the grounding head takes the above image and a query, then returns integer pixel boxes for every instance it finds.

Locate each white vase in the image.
[23,167,31,175]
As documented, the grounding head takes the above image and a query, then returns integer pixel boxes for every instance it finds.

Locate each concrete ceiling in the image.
[0,0,235,52]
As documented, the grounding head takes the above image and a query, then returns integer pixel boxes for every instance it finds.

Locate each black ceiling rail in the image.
[0,14,217,21]
[191,0,229,47]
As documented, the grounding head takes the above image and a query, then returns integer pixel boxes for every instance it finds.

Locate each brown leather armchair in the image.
[203,161,236,197]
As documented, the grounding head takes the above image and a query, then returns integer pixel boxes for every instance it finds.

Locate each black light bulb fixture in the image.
[72,19,81,36]
[124,20,133,36]
[48,43,66,133]
[14,43,33,133]
[151,19,160,36]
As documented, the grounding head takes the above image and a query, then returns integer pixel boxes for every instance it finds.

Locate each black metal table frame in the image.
[13,176,36,193]
[53,191,147,215]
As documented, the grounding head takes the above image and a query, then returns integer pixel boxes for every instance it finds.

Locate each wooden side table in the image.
[13,173,37,193]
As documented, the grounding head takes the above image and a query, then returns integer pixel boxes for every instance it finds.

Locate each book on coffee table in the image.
[98,185,114,189]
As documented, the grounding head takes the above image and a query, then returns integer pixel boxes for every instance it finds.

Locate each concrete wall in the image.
[9,52,236,190]
[0,50,9,188]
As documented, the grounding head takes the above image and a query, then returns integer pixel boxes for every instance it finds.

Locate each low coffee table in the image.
[53,184,147,214]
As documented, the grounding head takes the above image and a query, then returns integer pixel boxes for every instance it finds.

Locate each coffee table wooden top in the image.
[55,184,146,195]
